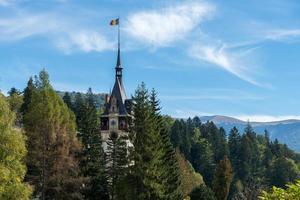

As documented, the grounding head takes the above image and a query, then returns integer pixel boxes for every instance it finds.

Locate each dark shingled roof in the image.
[102,76,128,115]
[102,44,129,116]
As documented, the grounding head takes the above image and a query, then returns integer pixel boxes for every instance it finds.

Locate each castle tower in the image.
[100,31,132,150]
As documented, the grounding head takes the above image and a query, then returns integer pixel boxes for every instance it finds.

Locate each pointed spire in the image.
[116,43,121,68]
[115,17,122,80]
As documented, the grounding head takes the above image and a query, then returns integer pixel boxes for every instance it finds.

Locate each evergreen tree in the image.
[0,93,32,199]
[87,127,109,200]
[130,83,151,200]
[190,130,215,186]
[130,84,183,200]
[238,123,260,182]
[63,92,73,110]
[192,116,202,129]
[7,87,23,125]
[21,77,35,117]
[24,70,84,199]
[78,88,109,200]
[73,92,86,129]
[170,120,184,148]
[213,156,233,200]
[269,157,300,188]
[189,185,216,200]
[228,127,241,176]
[205,122,227,163]
[262,130,273,184]
[106,133,128,200]
[239,134,252,181]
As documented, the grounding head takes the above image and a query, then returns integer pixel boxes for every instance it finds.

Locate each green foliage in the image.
[20,77,35,117]
[0,93,32,199]
[58,90,106,110]
[176,151,204,198]
[84,88,109,199]
[106,133,128,200]
[63,92,73,109]
[228,127,241,174]
[213,156,233,200]
[72,88,109,199]
[189,185,216,200]
[130,83,183,200]
[23,70,84,199]
[190,131,215,185]
[269,157,300,188]
[260,179,300,200]
[7,87,23,125]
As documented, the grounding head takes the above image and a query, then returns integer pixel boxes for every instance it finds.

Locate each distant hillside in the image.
[200,115,300,152]
[56,91,107,109]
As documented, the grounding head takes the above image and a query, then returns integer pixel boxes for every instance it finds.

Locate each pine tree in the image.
[129,84,183,200]
[21,77,35,116]
[0,93,32,199]
[228,127,241,176]
[24,70,84,199]
[78,88,109,200]
[63,92,73,110]
[87,128,109,200]
[204,122,227,163]
[130,83,154,199]
[106,132,128,200]
[246,123,260,177]
[269,157,300,188]
[213,156,233,200]
[151,89,182,200]
[190,134,215,186]
[189,185,216,200]
[170,119,191,160]
[170,120,184,148]
[238,134,252,181]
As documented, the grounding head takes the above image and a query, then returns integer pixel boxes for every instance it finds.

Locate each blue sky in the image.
[0,0,300,122]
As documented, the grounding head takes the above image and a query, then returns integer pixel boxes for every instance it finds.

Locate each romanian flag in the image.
[110,18,119,26]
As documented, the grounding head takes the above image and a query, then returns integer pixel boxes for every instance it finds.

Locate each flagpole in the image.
[118,17,120,54]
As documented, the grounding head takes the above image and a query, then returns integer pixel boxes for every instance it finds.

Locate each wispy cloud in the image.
[189,42,272,88]
[0,12,113,53]
[160,88,264,101]
[264,29,300,41]
[124,1,214,47]
[0,0,10,6]
[56,30,114,53]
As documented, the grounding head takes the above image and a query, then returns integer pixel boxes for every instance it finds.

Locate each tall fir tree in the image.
[105,132,128,200]
[190,133,215,186]
[228,127,241,177]
[130,83,154,199]
[130,84,183,200]
[21,77,35,117]
[63,92,73,110]
[79,88,109,200]
[150,89,183,200]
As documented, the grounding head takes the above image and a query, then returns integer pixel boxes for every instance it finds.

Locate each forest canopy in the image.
[1,69,300,200]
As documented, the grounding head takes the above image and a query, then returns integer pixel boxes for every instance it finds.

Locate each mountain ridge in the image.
[199,115,300,152]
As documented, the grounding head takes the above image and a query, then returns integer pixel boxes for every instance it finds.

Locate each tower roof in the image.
[102,40,129,116]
